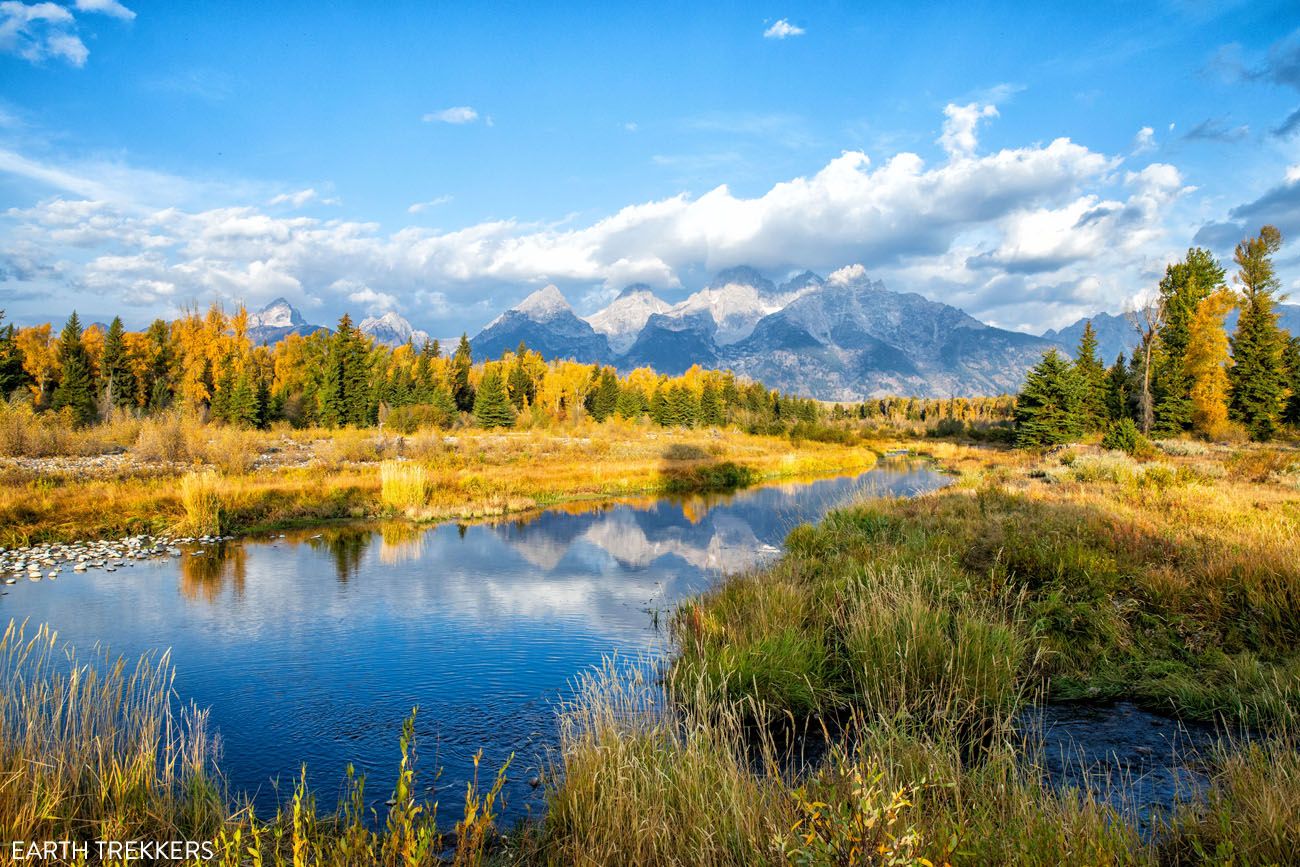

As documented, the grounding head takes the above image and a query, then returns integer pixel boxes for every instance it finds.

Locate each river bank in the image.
[2,440,1297,864]
[0,424,878,547]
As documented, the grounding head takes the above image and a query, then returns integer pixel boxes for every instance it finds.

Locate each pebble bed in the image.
[0,534,235,587]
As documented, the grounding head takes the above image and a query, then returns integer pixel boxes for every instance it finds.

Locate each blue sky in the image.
[3,0,1300,335]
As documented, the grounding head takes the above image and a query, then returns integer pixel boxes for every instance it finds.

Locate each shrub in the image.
[202,426,259,474]
[929,417,967,438]
[134,412,194,463]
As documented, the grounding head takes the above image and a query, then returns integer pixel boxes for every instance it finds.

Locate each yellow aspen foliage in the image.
[1184,287,1236,437]
[16,324,57,405]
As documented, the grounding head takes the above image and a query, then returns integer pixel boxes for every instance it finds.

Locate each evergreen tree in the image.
[51,312,98,426]
[507,359,534,409]
[649,386,669,425]
[228,369,261,427]
[473,369,516,428]
[1014,349,1083,448]
[699,382,724,426]
[1227,226,1287,441]
[0,310,30,399]
[99,316,135,409]
[1152,248,1224,435]
[144,319,174,410]
[1103,352,1132,424]
[210,356,236,422]
[587,369,620,421]
[451,333,475,412]
[615,386,645,420]
[1283,334,1300,427]
[1073,321,1107,431]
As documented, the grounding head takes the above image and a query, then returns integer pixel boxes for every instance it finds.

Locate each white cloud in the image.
[763,18,805,39]
[0,1,86,66]
[938,102,998,158]
[407,195,452,214]
[268,187,339,208]
[623,121,638,132]
[74,0,134,20]
[1132,126,1156,154]
[0,102,1201,332]
[422,106,479,124]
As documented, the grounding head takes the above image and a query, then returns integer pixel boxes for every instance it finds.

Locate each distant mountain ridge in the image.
[247,297,329,345]
[470,265,1062,398]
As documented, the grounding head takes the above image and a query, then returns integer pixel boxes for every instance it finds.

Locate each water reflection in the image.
[0,461,948,821]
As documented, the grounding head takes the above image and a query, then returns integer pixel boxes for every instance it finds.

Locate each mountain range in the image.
[246,272,1300,400]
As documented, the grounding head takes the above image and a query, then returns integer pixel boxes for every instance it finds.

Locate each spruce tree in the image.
[649,386,669,425]
[144,319,173,410]
[451,334,475,412]
[210,357,236,423]
[1014,349,1083,448]
[1073,321,1107,431]
[1152,248,1224,435]
[51,312,98,426]
[615,386,645,420]
[0,310,30,399]
[699,382,724,426]
[587,369,619,421]
[1283,334,1300,427]
[1227,226,1287,441]
[99,316,135,409]
[473,369,516,428]
[229,370,260,427]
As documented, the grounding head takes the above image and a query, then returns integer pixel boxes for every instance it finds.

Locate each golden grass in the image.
[178,469,223,536]
[0,426,878,545]
[380,460,429,512]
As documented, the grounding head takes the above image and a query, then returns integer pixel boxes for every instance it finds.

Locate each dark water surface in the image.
[2,461,946,821]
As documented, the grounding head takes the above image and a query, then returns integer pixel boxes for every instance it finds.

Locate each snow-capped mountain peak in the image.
[359,311,430,347]
[585,284,672,354]
[514,284,572,320]
[250,297,307,329]
[669,265,818,345]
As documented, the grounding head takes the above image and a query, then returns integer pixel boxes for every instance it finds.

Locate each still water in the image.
[2,461,947,821]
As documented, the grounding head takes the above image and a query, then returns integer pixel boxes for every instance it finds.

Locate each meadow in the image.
[0,407,877,547]
[2,426,1299,865]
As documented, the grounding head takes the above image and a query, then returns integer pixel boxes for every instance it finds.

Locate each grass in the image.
[380,460,429,512]
[4,435,1298,863]
[178,469,224,537]
[0,423,878,546]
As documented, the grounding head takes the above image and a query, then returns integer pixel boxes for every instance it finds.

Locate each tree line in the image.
[0,306,825,434]
[1015,225,1300,447]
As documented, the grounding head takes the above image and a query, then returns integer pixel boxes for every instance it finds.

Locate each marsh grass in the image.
[179,469,224,536]
[380,460,430,512]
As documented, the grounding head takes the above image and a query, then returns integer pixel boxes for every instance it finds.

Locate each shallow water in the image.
[1,461,946,821]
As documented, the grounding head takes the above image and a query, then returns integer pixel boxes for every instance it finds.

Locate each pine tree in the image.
[1014,349,1083,448]
[144,319,174,410]
[699,382,724,426]
[451,334,475,412]
[1282,334,1300,428]
[99,316,135,409]
[587,369,619,421]
[1184,288,1236,438]
[0,310,30,399]
[1073,321,1107,431]
[615,386,645,420]
[229,370,260,427]
[649,386,669,425]
[51,312,98,426]
[473,369,516,428]
[1104,353,1131,422]
[210,356,236,422]
[1152,248,1224,435]
[1227,226,1287,441]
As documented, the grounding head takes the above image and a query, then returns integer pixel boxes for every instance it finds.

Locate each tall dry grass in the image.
[178,469,224,536]
[380,460,429,512]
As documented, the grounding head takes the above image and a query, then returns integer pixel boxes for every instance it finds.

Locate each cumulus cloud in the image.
[74,0,135,19]
[0,102,1199,332]
[763,19,804,39]
[938,102,998,158]
[1132,126,1156,154]
[422,106,479,124]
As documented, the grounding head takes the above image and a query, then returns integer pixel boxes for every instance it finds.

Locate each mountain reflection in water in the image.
[1,461,947,821]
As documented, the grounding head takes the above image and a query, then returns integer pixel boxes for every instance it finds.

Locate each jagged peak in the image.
[514,284,572,319]
[708,265,775,293]
[615,283,657,300]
